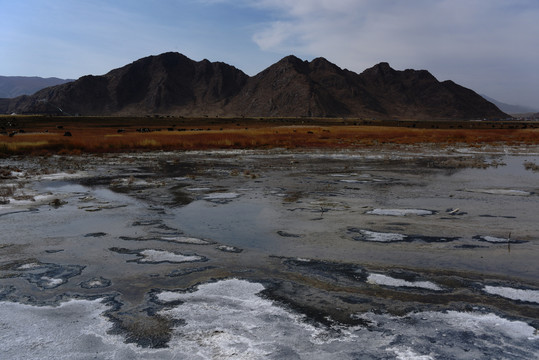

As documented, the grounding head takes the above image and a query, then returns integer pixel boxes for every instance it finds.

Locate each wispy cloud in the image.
[244,0,539,106]
[2,0,538,107]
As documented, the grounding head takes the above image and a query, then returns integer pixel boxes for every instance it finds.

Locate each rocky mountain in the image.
[0,52,508,119]
[0,76,73,99]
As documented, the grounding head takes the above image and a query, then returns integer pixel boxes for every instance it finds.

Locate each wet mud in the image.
[1,146,538,357]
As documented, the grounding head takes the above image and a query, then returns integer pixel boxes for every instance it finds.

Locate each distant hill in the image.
[0,76,73,99]
[481,95,538,115]
[0,52,508,120]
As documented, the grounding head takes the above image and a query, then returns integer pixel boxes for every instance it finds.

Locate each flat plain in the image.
[1,116,538,359]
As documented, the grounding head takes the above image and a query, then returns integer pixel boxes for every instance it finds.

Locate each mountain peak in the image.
[309,57,339,71]
[1,52,508,119]
[279,55,304,64]
[361,62,395,77]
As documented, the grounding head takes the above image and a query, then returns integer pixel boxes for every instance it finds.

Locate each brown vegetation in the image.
[1,116,538,155]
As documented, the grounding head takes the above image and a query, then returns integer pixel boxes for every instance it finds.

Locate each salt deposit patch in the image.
[1,194,56,208]
[1,279,537,359]
[330,173,358,177]
[203,192,240,200]
[156,279,362,357]
[41,277,64,288]
[38,172,85,180]
[484,285,539,304]
[158,279,539,358]
[440,311,538,340]
[349,228,458,243]
[216,244,242,253]
[367,208,434,216]
[80,277,111,289]
[367,273,443,291]
[355,310,538,359]
[17,262,42,270]
[0,299,119,359]
[465,188,532,196]
[159,236,210,245]
[473,235,526,244]
[388,347,434,360]
[138,250,204,263]
[352,229,407,242]
[480,235,508,243]
[157,278,266,303]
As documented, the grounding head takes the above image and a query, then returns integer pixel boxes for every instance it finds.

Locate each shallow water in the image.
[1,147,538,358]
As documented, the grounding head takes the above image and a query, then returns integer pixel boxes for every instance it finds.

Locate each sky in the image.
[1,0,538,108]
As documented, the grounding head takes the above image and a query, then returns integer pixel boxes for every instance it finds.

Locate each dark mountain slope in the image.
[356,62,505,119]
[4,53,248,115]
[226,56,384,117]
[1,52,507,119]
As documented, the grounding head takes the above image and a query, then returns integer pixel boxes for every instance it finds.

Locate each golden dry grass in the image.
[1,118,538,155]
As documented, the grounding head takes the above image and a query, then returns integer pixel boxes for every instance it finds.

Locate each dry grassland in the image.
[1,116,538,155]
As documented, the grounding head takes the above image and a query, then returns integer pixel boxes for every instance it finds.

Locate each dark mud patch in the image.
[147,159,198,179]
[156,225,181,234]
[259,279,371,327]
[272,256,539,323]
[479,214,517,219]
[0,285,16,300]
[78,175,123,187]
[415,155,504,170]
[0,260,85,289]
[384,269,424,282]
[107,311,177,349]
[281,257,368,284]
[0,208,39,218]
[168,184,193,206]
[216,245,243,253]
[454,244,489,249]
[132,219,163,227]
[119,236,162,242]
[84,232,107,238]
[167,266,216,278]
[277,230,303,238]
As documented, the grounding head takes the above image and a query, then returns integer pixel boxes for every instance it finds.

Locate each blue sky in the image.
[1,0,538,108]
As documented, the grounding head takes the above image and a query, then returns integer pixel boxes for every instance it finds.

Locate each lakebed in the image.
[1,144,538,359]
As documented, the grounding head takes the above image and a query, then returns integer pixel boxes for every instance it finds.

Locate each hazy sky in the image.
[1,0,538,108]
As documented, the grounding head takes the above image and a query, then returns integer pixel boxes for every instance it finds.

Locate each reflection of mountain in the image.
[1,52,507,119]
[0,76,73,98]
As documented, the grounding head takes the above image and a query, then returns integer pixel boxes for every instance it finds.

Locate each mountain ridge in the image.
[0,76,74,99]
[0,52,508,119]
[481,94,538,115]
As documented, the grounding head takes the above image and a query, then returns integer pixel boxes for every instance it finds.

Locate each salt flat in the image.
[1,145,538,358]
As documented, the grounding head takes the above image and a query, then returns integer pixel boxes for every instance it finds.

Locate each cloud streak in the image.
[246,0,539,107]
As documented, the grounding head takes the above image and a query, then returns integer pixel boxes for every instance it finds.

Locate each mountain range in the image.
[480,95,538,115]
[0,76,73,99]
[0,52,507,119]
